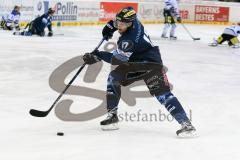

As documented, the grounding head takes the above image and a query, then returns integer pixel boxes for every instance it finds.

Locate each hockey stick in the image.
[29,37,106,117]
[181,23,200,41]
[24,22,30,30]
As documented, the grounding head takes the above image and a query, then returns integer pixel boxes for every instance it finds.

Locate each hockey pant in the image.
[0,19,20,31]
[0,20,13,30]
[162,9,177,37]
[20,22,45,37]
[217,34,239,46]
[106,62,190,124]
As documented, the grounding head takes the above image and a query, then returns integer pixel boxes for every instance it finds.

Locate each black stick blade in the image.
[29,109,49,117]
[193,38,201,41]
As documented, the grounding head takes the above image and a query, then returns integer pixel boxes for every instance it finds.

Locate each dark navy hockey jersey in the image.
[32,13,52,32]
[115,18,162,63]
[98,18,162,64]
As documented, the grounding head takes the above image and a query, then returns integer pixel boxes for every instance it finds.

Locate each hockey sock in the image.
[229,37,239,45]
[217,36,223,44]
[106,72,121,111]
[162,23,170,37]
[156,92,189,124]
[170,24,176,37]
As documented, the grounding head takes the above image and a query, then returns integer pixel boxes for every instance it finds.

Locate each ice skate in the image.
[176,121,197,138]
[170,35,177,40]
[100,112,119,131]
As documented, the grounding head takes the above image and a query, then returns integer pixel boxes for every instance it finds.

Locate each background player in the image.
[210,22,240,48]
[0,5,21,31]
[13,8,55,37]
[82,7,196,137]
[161,0,181,40]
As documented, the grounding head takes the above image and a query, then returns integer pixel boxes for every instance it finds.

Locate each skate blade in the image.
[232,45,240,49]
[177,130,198,138]
[13,32,21,35]
[101,123,119,131]
[161,37,168,40]
[170,38,177,40]
[208,43,218,47]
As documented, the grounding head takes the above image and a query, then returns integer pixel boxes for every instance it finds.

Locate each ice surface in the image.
[0,24,240,160]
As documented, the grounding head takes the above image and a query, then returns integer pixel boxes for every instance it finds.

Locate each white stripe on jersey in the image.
[3,13,20,27]
[164,0,180,17]
[112,48,133,62]
[225,25,240,36]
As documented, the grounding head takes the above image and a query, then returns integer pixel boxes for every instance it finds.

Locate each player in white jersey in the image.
[0,6,21,31]
[211,23,240,47]
[161,0,182,40]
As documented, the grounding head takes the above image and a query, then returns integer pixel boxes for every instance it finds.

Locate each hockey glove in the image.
[83,50,101,65]
[48,31,53,37]
[102,20,117,41]
[177,17,182,23]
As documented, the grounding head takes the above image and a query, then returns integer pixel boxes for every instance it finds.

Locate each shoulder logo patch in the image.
[119,40,134,52]
[122,42,129,50]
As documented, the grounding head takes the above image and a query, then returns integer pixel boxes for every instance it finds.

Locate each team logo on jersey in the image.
[122,42,129,50]
[119,40,134,52]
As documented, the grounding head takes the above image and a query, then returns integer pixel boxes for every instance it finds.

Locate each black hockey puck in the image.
[57,132,64,136]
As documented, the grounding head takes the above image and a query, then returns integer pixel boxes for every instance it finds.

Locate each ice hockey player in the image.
[0,5,21,31]
[13,8,55,37]
[210,22,240,48]
[82,7,196,137]
[161,0,182,40]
